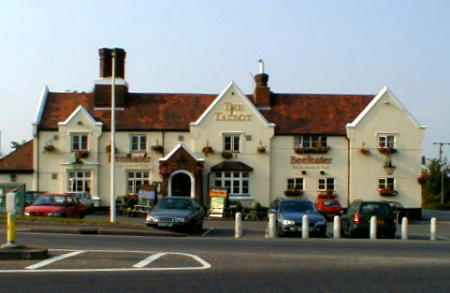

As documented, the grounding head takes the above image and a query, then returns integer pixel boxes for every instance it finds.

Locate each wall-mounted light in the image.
[320,170,326,176]
[302,170,307,175]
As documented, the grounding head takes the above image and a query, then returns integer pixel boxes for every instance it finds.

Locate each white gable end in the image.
[58,105,103,128]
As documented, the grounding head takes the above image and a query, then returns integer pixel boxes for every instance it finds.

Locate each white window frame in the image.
[214,171,250,198]
[130,134,147,153]
[287,177,304,190]
[127,170,151,194]
[71,133,88,151]
[67,170,91,193]
[223,134,240,153]
[318,177,335,191]
[295,135,327,148]
[377,134,396,148]
[378,177,396,190]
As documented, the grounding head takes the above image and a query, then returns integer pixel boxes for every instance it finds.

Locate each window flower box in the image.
[151,145,164,154]
[294,146,330,154]
[75,150,89,159]
[417,171,429,185]
[257,146,266,154]
[44,144,56,152]
[202,146,214,156]
[222,151,233,159]
[378,188,398,197]
[378,147,397,155]
[284,189,304,197]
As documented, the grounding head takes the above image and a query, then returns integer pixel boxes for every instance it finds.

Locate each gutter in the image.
[345,136,351,207]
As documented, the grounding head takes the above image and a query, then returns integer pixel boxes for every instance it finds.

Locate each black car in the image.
[341,200,396,238]
[274,199,327,237]
[145,197,205,232]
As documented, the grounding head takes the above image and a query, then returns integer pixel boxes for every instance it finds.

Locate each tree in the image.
[424,158,449,207]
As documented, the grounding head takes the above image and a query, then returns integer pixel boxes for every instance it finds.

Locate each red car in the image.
[315,195,344,220]
[24,193,87,218]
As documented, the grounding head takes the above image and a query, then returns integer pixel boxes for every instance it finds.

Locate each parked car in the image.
[315,195,344,220]
[145,197,205,232]
[68,192,96,212]
[382,200,405,224]
[341,200,396,238]
[273,199,327,237]
[24,193,87,218]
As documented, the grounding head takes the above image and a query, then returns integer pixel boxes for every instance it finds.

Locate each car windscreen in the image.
[155,198,192,210]
[33,196,65,206]
[324,199,340,207]
[360,203,392,216]
[280,201,313,213]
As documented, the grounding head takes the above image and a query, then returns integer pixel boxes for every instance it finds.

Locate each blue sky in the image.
[0,0,449,159]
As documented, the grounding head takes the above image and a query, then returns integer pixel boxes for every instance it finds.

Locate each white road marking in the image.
[133,252,166,268]
[25,250,85,270]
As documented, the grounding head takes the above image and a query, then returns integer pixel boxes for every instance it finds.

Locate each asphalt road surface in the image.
[0,232,449,293]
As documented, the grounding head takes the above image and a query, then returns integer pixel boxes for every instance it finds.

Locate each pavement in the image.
[0,232,449,292]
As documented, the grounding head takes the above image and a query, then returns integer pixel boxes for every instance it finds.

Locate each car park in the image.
[341,200,396,238]
[145,197,205,232]
[315,195,344,220]
[273,199,327,237]
[24,193,87,218]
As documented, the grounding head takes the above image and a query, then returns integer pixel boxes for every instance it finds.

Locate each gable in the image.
[58,105,103,129]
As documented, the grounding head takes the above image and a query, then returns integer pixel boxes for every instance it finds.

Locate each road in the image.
[0,232,449,292]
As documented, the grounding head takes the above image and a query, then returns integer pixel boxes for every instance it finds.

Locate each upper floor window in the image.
[378,177,395,190]
[287,178,304,190]
[318,177,335,191]
[71,134,88,151]
[295,135,327,148]
[131,135,147,152]
[378,134,395,149]
[223,134,240,153]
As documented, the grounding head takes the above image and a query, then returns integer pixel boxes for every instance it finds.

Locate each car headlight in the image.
[282,219,295,225]
[146,215,158,222]
[24,211,30,216]
[174,217,186,223]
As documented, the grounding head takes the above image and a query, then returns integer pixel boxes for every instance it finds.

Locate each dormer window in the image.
[131,135,147,152]
[71,134,88,151]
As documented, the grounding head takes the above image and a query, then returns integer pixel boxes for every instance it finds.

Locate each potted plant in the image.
[284,189,304,196]
[151,145,164,154]
[378,144,397,155]
[257,145,266,154]
[202,145,214,156]
[222,151,233,159]
[44,144,56,152]
[417,171,429,185]
[378,188,398,196]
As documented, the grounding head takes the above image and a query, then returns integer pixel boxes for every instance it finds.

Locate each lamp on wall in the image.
[320,170,326,176]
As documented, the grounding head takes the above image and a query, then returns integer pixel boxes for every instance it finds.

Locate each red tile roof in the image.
[38,91,373,135]
[0,140,34,173]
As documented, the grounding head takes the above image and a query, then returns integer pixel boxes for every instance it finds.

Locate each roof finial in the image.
[258,59,264,74]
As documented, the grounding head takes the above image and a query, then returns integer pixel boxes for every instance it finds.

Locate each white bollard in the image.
[267,213,277,239]
[302,214,309,239]
[333,215,341,239]
[235,212,242,239]
[430,217,437,241]
[401,217,408,240]
[370,216,377,240]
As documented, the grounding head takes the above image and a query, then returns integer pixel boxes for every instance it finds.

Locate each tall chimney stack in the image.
[253,59,272,109]
[98,48,126,79]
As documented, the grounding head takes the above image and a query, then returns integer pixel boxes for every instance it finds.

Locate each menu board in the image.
[209,188,228,218]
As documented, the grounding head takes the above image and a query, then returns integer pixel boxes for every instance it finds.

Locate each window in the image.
[68,171,91,193]
[295,135,327,148]
[223,134,240,152]
[378,134,395,148]
[214,171,249,197]
[378,177,395,190]
[71,134,88,151]
[127,170,150,194]
[131,135,147,152]
[287,178,304,190]
[318,177,335,191]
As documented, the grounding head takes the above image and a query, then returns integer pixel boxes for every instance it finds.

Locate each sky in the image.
[0,0,449,159]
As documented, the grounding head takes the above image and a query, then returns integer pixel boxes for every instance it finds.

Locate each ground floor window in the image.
[214,171,249,197]
[378,177,395,190]
[68,171,91,193]
[127,170,150,194]
[318,177,335,191]
[287,178,304,190]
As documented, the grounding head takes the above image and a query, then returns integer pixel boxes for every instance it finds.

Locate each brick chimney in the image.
[253,59,272,109]
[95,48,128,107]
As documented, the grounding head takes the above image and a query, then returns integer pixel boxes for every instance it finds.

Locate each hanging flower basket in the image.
[284,189,304,197]
[222,151,233,159]
[378,188,398,197]
[378,147,397,155]
[76,150,89,159]
[417,172,429,185]
[360,147,370,155]
[44,144,56,152]
[257,146,266,153]
[202,146,214,156]
[151,145,164,154]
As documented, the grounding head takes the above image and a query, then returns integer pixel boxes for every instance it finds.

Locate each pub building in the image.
[0,48,426,214]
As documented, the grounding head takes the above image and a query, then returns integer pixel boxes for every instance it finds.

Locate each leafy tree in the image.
[424,158,449,207]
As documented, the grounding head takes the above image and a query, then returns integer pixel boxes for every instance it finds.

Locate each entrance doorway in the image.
[170,172,192,197]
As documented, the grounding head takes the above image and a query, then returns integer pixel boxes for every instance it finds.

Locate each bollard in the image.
[302,214,309,239]
[430,217,437,241]
[333,215,341,239]
[2,192,17,248]
[401,217,408,240]
[267,213,277,239]
[235,212,242,239]
[370,216,377,240]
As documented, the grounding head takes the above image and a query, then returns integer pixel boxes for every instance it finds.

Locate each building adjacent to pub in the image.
[0,48,426,213]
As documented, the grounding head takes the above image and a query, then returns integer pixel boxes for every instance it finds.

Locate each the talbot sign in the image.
[215,103,252,121]
[291,155,332,165]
